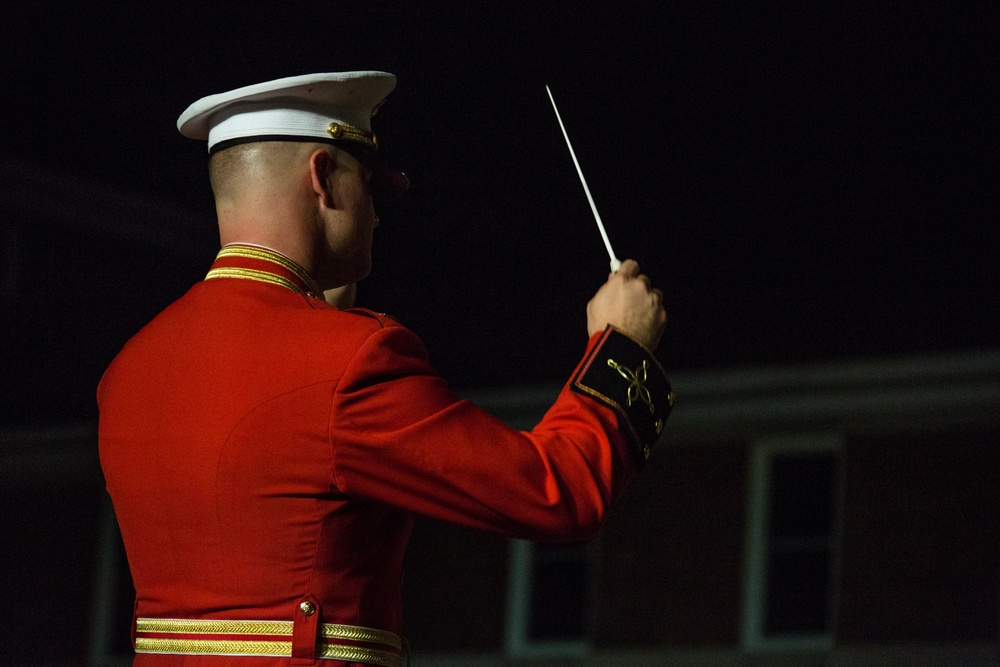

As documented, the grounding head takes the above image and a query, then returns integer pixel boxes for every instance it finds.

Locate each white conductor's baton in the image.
[546,85,622,273]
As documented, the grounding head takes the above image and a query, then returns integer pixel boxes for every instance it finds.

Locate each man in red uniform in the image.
[98,72,672,667]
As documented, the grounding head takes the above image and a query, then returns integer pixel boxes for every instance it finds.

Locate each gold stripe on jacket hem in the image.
[135,638,400,667]
[134,617,402,667]
[135,617,402,649]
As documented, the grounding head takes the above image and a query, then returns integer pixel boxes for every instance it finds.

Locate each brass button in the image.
[667,391,675,407]
[655,419,664,435]
[327,123,343,138]
[299,600,316,616]
[643,445,651,460]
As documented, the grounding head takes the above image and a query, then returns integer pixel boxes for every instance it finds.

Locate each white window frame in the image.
[505,539,592,659]
[741,433,844,652]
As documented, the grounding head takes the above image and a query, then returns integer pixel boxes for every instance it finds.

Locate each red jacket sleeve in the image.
[328,323,672,542]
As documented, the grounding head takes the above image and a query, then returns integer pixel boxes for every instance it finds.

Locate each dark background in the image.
[2,1,996,391]
[0,3,997,660]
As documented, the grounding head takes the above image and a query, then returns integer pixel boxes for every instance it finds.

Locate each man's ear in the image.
[309,149,336,209]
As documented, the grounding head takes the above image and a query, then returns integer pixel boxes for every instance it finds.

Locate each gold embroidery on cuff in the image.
[607,359,655,414]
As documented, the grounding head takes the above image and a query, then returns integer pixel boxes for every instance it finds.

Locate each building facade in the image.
[403,353,1000,666]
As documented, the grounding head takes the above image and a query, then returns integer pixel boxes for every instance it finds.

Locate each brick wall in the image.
[839,427,1000,642]
[595,440,749,646]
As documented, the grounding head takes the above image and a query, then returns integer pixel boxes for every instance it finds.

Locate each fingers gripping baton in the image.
[546,85,622,273]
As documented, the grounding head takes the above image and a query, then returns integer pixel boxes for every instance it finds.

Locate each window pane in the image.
[770,454,836,539]
[527,543,589,641]
[764,549,831,635]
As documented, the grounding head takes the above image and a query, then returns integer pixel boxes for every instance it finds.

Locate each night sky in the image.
[3,2,996,390]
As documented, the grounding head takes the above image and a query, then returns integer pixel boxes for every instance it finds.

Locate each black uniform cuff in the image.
[570,326,674,468]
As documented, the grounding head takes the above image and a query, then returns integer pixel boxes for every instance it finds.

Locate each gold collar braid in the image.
[207,245,323,297]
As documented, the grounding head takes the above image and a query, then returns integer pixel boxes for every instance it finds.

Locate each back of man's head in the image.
[208,141,313,206]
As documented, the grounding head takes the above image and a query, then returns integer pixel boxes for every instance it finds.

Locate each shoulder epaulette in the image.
[340,308,401,328]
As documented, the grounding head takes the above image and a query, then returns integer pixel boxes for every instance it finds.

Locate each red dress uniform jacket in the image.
[98,245,672,667]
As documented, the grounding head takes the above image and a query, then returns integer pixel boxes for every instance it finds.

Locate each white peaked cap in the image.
[176,71,408,196]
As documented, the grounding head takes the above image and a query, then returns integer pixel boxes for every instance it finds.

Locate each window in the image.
[742,434,843,651]
[505,539,592,658]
